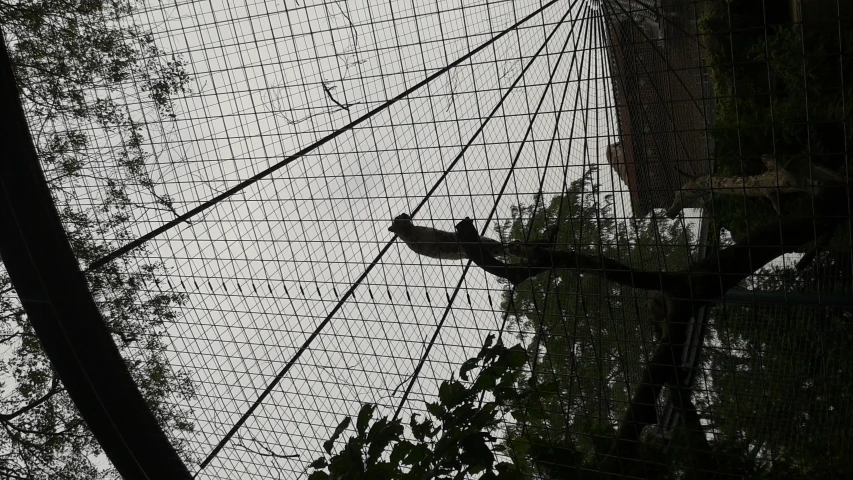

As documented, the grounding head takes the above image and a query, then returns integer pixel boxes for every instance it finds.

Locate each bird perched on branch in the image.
[388,213,505,260]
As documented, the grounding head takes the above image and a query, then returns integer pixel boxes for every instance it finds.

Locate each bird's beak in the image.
[388,227,394,232]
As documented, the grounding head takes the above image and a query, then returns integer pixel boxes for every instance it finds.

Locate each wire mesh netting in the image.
[2,0,852,478]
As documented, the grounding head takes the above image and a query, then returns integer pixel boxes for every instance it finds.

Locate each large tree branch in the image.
[455,219,683,290]
[667,378,716,473]
[596,210,840,475]
[0,375,60,422]
[598,297,696,476]
[665,155,843,218]
[457,184,849,299]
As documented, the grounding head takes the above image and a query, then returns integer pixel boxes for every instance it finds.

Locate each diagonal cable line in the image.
[393,0,588,422]
[193,1,566,472]
[90,0,561,272]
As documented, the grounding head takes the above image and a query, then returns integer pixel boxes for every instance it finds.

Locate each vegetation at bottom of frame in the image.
[0,1,195,478]
[308,335,533,480]
[703,302,853,478]
[310,324,853,479]
[700,0,853,246]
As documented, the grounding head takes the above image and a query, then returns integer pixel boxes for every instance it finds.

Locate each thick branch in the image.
[603,185,848,475]
[596,203,841,475]
[0,376,59,422]
[455,218,684,290]
[665,155,826,218]
[458,183,849,300]
[599,298,695,476]
[667,379,716,472]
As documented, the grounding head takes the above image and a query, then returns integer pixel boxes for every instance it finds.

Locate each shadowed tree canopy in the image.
[476,175,693,477]
[0,1,196,478]
[456,176,850,476]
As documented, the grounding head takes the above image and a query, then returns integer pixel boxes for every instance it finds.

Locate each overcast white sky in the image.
[101,0,653,477]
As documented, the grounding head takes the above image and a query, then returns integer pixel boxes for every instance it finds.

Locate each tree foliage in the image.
[701,0,853,239]
[493,174,691,475]
[308,334,532,480]
[687,6,853,474]
[703,265,853,478]
[0,1,195,478]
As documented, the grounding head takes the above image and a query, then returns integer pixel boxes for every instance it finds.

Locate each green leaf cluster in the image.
[308,335,536,480]
[701,0,853,239]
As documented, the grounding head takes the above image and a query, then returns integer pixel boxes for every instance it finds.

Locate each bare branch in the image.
[0,376,60,422]
[321,82,359,111]
[666,155,830,218]
[236,436,298,460]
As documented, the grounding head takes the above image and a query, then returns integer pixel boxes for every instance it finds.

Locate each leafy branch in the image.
[456,183,851,475]
[308,335,551,480]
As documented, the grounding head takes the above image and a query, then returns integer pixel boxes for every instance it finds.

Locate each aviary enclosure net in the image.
[6,0,853,478]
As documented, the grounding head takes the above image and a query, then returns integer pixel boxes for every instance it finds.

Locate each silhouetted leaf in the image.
[471,403,498,428]
[390,440,413,465]
[496,461,525,480]
[367,419,403,465]
[357,404,375,436]
[461,432,494,468]
[460,358,479,381]
[404,443,430,466]
[426,401,444,418]
[307,471,329,480]
[328,439,363,476]
[481,333,495,353]
[439,381,452,406]
[474,372,497,392]
[411,415,433,442]
[504,345,528,368]
[323,416,351,453]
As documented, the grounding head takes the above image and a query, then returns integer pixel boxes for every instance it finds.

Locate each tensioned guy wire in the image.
[90,0,561,272]
[392,0,585,422]
[194,0,565,472]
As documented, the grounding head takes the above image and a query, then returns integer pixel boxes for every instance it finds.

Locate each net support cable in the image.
[392,0,584,421]
[90,0,560,272]
[195,0,564,472]
[503,3,602,458]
